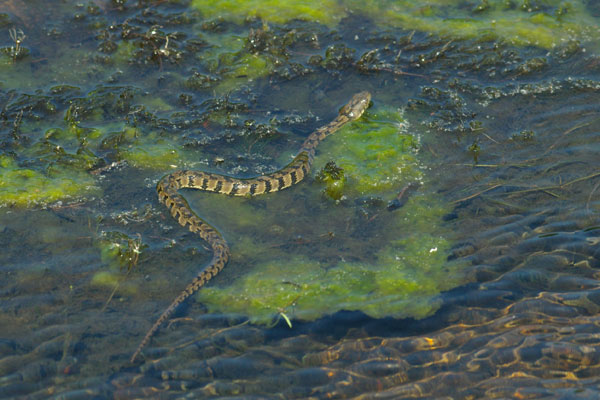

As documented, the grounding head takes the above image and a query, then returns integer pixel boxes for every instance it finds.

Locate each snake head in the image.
[339,91,372,121]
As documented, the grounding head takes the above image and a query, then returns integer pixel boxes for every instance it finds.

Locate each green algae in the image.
[192,31,276,93]
[226,52,273,84]
[193,106,461,323]
[0,155,97,207]
[192,0,346,26]
[214,52,274,93]
[91,270,122,288]
[138,96,174,114]
[355,0,600,49]
[117,128,208,170]
[112,41,137,66]
[121,138,181,170]
[196,196,457,322]
[192,0,600,50]
[315,107,422,198]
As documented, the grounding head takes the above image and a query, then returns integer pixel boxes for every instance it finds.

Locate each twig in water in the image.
[452,183,502,204]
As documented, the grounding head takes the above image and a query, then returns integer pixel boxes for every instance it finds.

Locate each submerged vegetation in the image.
[315,108,421,196]
[192,0,600,49]
[192,0,347,26]
[196,197,457,322]
[0,155,97,207]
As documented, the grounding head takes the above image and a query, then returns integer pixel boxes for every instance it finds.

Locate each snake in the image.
[130,91,372,363]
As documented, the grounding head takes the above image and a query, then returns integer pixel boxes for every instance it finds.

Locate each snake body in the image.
[131,91,371,362]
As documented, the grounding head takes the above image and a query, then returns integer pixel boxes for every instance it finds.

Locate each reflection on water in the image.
[1,0,600,398]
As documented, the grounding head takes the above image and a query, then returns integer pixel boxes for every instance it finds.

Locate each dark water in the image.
[1,1,600,398]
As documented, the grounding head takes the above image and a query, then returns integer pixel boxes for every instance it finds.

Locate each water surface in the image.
[1,0,600,398]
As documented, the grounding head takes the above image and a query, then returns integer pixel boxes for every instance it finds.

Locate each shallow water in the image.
[1,0,600,398]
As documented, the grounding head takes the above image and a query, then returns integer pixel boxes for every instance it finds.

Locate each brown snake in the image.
[130,91,372,362]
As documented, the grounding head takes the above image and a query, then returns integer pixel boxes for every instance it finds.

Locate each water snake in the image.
[130,91,372,363]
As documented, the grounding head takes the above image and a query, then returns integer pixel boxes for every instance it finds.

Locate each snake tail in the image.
[130,175,230,363]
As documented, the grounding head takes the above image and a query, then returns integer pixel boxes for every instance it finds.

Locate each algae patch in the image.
[315,107,422,197]
[0,156,97,207]
[121,136,181,170]
[192,0,600,50]
[356,0,600,49]
[191,30,277,93]
[192,0,346,26]
[195,107,461,323]
[196,197,457,323]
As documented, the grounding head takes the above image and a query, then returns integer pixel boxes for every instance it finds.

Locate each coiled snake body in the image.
[131,91,371,362]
